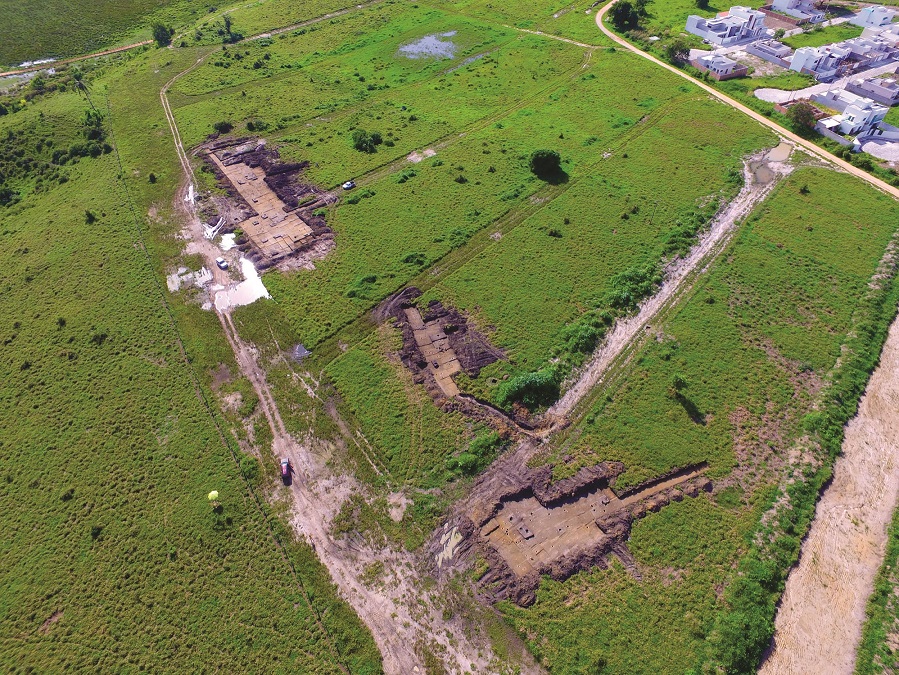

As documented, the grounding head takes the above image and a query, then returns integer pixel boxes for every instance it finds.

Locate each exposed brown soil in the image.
[198,138,333,269]
[378,288,508,421]
[436,459,711,607]
[38,609,63,634]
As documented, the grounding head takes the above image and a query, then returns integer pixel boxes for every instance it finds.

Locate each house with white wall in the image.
[685,6,767,45]
[851,6,897,28]
[812,89,888,134]
[790,44,851,79]
[771,0,824,24]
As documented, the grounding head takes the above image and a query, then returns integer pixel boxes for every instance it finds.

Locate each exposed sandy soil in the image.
[758,315,899,675]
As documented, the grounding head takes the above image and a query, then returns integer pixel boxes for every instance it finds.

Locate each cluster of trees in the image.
[152,23,174,47]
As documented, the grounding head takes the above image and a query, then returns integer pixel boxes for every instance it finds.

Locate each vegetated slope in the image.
[857,507,899,674]
[0,63,380,673]
[423,0,610,44]
[500,168,899,674]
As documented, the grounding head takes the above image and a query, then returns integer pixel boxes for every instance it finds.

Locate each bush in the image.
[351,129,383,153]
[496,368,561,409]
[529,149,561,179]
[152,23,173,48]
[213,120,233,134]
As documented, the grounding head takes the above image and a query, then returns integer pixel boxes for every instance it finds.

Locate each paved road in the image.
[755,61,899,103]
[594,1,899,200]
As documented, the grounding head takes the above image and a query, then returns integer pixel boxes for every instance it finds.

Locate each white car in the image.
[342,180,356,190]
[215,257,229,270]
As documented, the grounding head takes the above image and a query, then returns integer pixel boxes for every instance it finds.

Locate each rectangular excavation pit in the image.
[481,463,710,581]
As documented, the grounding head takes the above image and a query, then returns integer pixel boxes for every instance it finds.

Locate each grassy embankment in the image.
[857,507,899,674]
[501,168,899,674]
[0,44,381,674]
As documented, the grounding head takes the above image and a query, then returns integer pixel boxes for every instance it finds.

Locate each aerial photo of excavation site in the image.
[5,0,899,672]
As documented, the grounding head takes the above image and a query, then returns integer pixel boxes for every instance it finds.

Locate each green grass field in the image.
[0,46,380,673]
[781,22,864,50]
[502,167,899,673]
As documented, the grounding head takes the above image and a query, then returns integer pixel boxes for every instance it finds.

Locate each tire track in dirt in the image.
[758,316,899,675]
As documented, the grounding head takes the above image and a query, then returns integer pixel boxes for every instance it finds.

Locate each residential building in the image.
[790,44,851,79]
[850,6,897,28]
[789,37,898,79]
[770,0,825,24]
[690,53,750,79]
[685,6,767,45]
[863,23,899,46]
[845,70,899,105]
[812,89,888,134]
[746,39,793,67]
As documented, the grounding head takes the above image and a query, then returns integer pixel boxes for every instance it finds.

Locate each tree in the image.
[609,0,641,30]
[152,23,173,48]
[351,129,383,153]
[529,149,562,179]
[213,120,233,134]
[664,36,691,64]
[786,101,816,131]
[696,0,710,9]
[774,28,786,39]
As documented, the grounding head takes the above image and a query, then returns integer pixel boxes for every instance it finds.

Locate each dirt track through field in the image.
[549,149,792,422]
[217,310,538,674]
[758,316,899,675]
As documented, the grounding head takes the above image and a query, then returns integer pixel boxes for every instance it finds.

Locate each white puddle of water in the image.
[220,233,236,251]
[214,258,270,311]
[398,32,458,59]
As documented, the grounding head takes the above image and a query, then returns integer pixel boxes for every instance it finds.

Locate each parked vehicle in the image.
[342,180,356,190]
[215,257,229,270]
[280,458,291,484]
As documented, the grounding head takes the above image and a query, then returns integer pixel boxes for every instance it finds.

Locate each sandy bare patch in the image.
[759,316,899,675]
[407,148,436,163]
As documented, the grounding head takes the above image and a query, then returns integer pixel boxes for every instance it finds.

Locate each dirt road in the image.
[757,314,899,675]
[217,310,537,674]
[549,149,792,421]
[593,2,899,201]
[0,41,153,78]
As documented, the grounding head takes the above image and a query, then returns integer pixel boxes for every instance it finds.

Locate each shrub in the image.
[351,129,382,153]
[213,120,233,134]
[529,149,561,179]
[496,368,561,409]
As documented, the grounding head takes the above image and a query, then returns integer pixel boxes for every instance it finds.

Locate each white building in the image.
[789,37,898,79]
[790,44,851,78]
[771,0,825,23]
[863,23,899,46]
[812,89,888,134]
[685,6,767,45]
[850,6,897,28]
[845,71,899,106]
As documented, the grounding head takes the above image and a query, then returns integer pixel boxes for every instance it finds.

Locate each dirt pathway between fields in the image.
[217,310,538,674]
[548,149,792,423]
[158,6,539,665]
[757,316,899,675]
